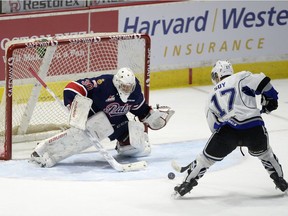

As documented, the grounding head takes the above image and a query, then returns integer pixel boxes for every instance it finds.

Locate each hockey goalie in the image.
[30,67,174,168]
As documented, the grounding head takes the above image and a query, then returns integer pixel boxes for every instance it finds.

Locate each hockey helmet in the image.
[113,67,136,102]
[211,60,234,85]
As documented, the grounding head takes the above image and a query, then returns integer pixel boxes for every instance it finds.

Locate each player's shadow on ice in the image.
[58,153,146,171]
[176,192,286,202]
[59,160,111,169]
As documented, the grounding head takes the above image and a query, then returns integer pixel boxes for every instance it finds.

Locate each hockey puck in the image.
[168,172,175,180]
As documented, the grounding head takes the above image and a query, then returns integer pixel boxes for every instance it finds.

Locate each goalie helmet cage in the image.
[1,32,151,160]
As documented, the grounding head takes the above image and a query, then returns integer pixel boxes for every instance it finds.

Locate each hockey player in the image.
[174,60,288,196]
[31,67,174,168]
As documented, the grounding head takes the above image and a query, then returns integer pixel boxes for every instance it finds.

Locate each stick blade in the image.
[121,161,148,172]
[171,160,190,173]
[171,160,182,172]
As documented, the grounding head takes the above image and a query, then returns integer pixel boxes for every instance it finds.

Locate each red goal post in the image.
[1,32,151,160]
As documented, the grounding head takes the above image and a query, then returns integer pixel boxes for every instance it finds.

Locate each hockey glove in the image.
[261,94,278,114]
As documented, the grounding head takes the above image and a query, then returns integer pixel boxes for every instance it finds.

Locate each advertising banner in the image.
[0,12,90,81]
[1,0,85,13]
[89,0,130,6]
[0,1,287,81]
[118,1,288,70]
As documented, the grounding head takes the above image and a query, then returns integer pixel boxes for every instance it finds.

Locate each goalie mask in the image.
[113,67,136,102]
[211,60,234,85]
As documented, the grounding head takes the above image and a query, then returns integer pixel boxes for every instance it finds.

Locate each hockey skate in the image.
[270,173,288,192]
[174,179,198,196]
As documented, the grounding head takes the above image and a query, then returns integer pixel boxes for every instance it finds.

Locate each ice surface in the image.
[0,79,287,216]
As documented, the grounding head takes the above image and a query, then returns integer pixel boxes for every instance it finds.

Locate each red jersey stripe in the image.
[64,81,87,96]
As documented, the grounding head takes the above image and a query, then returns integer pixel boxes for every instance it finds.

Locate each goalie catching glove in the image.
[141,105,175,130]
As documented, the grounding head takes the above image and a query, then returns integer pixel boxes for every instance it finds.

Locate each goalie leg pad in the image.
[128,121,145,150]
[31,127,93,167]
[86,111,114,141]
[116,121,151,157]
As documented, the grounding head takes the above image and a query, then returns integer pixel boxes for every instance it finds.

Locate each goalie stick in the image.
[28,67,147,172]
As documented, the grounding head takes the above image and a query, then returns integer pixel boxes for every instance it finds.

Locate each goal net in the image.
[0,33,151,160]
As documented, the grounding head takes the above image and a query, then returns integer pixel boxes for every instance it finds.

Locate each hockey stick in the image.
[28,67,147,172]
[171,160,191,173]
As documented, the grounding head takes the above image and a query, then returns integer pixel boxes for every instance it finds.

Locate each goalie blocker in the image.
[31,95,174,168]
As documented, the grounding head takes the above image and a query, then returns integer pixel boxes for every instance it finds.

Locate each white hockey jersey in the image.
[205,71,270,132]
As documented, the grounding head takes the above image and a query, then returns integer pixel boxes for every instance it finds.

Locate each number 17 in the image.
[211,88,236,117]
